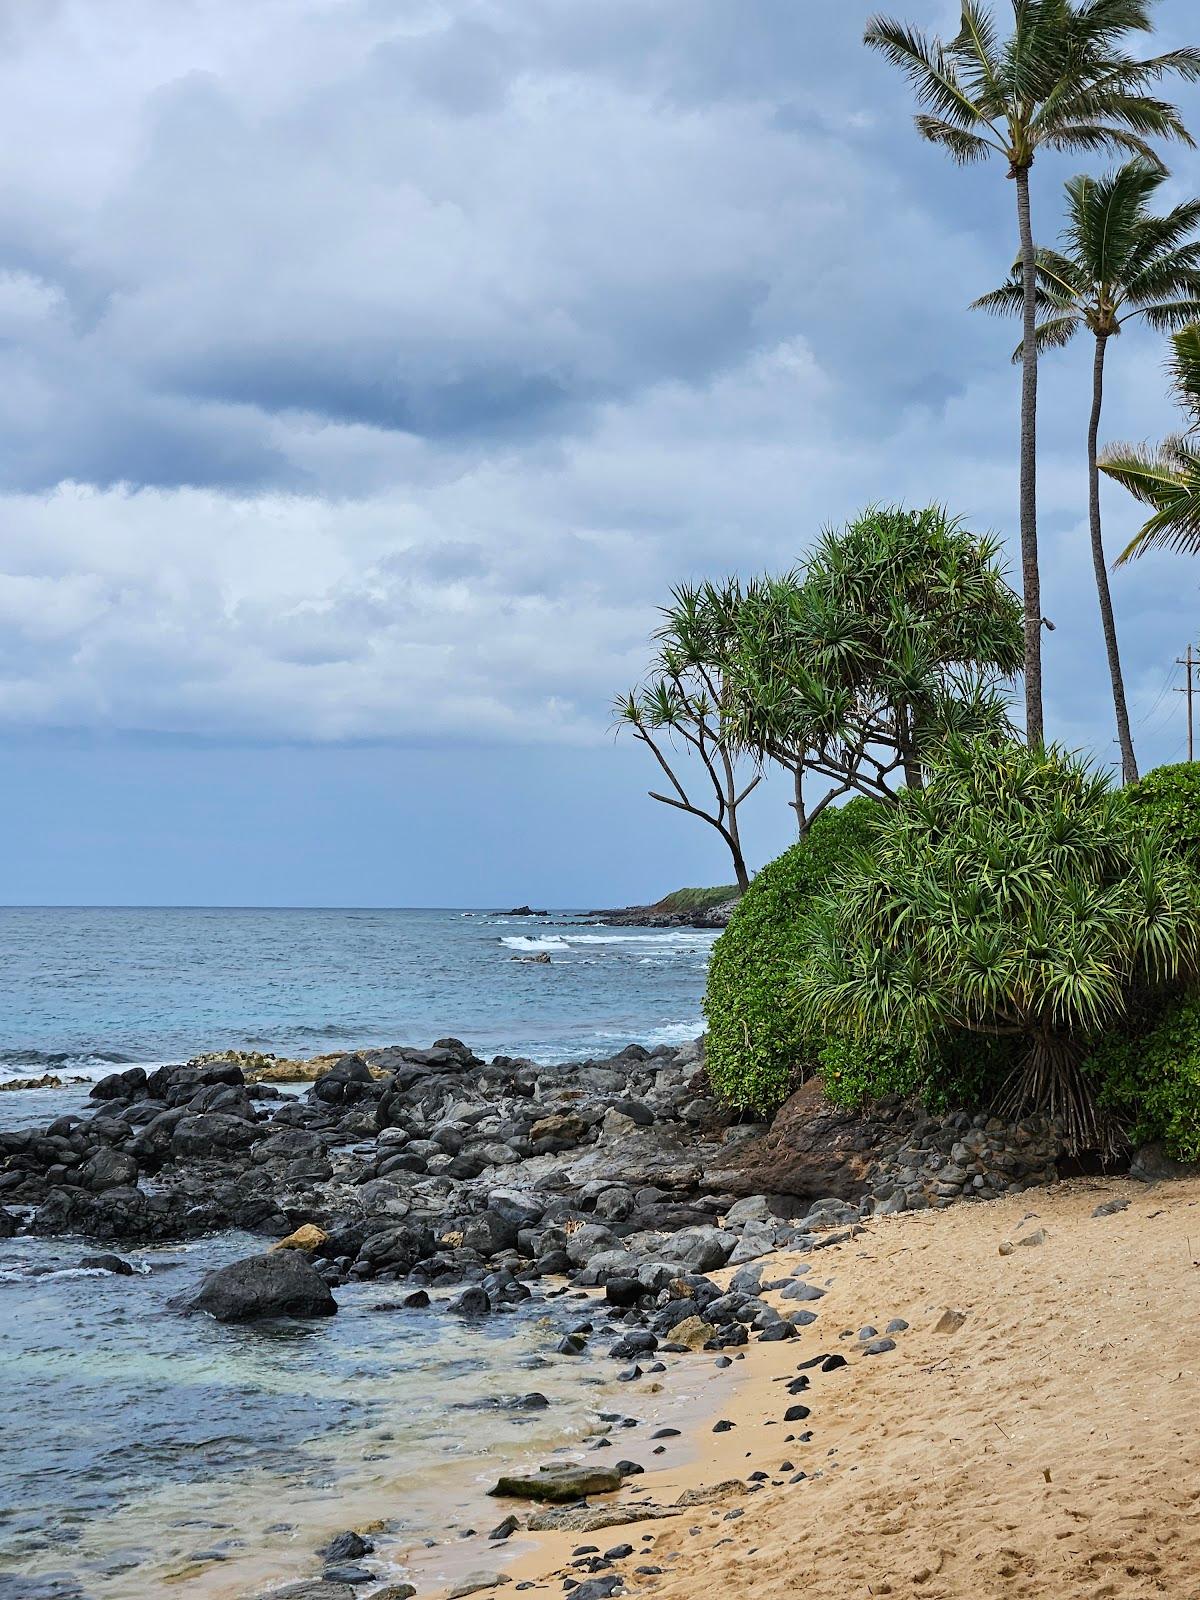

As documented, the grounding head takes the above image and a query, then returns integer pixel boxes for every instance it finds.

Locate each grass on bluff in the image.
[652,886,739,914]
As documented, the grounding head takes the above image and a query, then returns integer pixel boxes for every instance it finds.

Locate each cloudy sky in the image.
[2,0,1199,904]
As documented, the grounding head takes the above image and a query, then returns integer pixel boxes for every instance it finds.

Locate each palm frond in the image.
[864,15,996,130]
[1136,298,1200,332]
[1101,436,1200,561]
[1010,315,1080,363]
[912,116,996,160]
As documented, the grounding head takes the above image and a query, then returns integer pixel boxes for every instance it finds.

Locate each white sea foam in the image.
[0,1055,174,1087]
[563,931,718,947]
[594,1018,704,1049]
[498,930,716,956]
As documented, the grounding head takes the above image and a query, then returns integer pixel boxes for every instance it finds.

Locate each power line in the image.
[1136,662,1181,730]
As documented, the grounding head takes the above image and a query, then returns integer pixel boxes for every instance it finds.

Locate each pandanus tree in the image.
[865,0,1200,748]
[1102,324,1200,559]
[721,507,1024,819]
[795,740,1200,1153]
[973,160,1200,783]
[615,582,760,892]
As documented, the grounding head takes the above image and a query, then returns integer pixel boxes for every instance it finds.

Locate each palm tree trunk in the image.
[1088,333,1139,784]
[1015,166,1044,748]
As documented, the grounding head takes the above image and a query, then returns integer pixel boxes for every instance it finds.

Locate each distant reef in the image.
[591,886,740,929]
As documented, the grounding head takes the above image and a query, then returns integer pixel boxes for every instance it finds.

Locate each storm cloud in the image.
[0,0,1198,777]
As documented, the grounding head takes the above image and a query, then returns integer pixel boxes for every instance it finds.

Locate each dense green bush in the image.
[1129,762,1200,869]
[703,799,883,1113]
[795,740,1200,1151]
[816,1033,929,1108]
[1090,990,1200,1161]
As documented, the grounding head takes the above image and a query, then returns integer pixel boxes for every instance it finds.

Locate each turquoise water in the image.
[0,1234,625,1600]
[0,905,716,1599]
[0,906,716,1079]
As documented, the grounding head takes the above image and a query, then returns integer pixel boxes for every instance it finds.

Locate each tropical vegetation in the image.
[794,741,1200,1151]
[1102,325,1200,559]
[865,0,1200,748]
[703,799,889,1115]
[974,159,1200,781]
[618,506,1023,860]
[615,2,1200,1164]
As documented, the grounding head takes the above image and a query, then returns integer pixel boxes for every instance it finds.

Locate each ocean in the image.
[0,906,716,1081]
[0,905,718,1600]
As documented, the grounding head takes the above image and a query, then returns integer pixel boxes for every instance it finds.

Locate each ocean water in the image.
[0,1233,655,1600]
[0,905,718,1599]
[0,905,717,1081]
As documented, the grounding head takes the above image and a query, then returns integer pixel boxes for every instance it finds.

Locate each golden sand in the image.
[480,1173,1200,1600]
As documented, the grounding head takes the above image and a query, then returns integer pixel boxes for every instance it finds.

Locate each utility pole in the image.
[1177,644,1197,762]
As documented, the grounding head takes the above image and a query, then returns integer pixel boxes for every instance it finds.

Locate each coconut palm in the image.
[1102,324,1200,561]
[973,160,1200,783]
[865,0,1200,749]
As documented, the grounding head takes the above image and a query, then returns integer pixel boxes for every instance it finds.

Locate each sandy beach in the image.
[480,1173,1200,1600]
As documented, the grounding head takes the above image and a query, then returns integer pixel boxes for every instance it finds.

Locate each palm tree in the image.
[1102,324,1200,561]
[865,0,1200,749]
[973,160,1200,783]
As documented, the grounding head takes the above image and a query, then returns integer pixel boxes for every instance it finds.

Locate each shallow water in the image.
[0,1234,643,1599]
[0,905,721,1599]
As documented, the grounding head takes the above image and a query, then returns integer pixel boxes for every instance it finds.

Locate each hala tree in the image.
[721,506,1024,817]
[1101,324,1200,559]
[865,0,1200,749]
[615,582,761,892]
[973,159,1200,783]
[795,739,1200,1152]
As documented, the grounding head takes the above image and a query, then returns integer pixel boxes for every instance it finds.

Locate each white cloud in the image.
[0,0,1196,778]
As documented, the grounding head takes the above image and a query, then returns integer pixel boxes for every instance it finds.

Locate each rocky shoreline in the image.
[0,1037,1171,1600]
[588,903,736,930]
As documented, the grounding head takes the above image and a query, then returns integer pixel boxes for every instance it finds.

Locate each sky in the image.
[2,0,1200,906]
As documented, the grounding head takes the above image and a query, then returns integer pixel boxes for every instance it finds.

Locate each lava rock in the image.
[177,1251,338,1323]
[489,1465,623,1503]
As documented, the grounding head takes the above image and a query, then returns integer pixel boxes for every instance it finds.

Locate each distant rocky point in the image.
[591,886,740,929]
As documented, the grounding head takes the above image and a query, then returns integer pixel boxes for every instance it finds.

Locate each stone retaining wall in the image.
[863,1110,1061,1215]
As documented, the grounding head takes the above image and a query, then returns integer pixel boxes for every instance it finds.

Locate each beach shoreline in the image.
[445,1171,1200,1600]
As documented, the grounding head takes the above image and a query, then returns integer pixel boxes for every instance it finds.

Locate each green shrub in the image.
[1089,989,1200,1162]
[795,740,1200,1151]
[703,799,882,1114]
[1129,762,1200,870]
[817,1033,928,1107]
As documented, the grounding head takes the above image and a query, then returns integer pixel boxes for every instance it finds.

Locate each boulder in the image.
[79,1253,135,1275]
[356,1222,433,1274]
[90,1066,148,1101]
[179,1251,338,1322]
[313,1054,375,1106]
[666,1315,716,1350]
[256,1586,356,1600]
[656,1227,736,1273]
[170,1113,258,1160]
[706,1079,909,1201]
[1130,1142,1199,1183]
[271,1224,330,1253]
[76,1148,140,1191]
[490,1464,623,1502]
